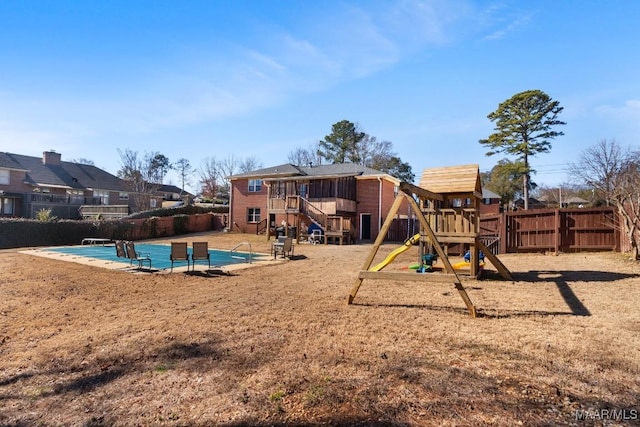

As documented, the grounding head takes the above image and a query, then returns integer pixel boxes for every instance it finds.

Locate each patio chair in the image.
[273,237,294,259]
[115,240,128,259]
[170,242,190,272]
[271,235,287,258]
[191,241,210,271]
[125,241,152,270]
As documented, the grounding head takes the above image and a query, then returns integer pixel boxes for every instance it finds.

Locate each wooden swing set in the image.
[348,165,513,318]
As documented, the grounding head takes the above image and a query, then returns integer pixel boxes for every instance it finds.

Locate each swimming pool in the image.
[44,243,267,271]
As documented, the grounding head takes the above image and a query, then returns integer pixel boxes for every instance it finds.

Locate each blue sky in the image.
[1,1,639,192]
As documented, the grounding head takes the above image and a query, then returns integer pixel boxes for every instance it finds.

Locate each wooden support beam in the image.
[432,235,477,244]
[399,182,443,202]
[347,195,405,304]
[477,239,513,280]
[358,270,459,282]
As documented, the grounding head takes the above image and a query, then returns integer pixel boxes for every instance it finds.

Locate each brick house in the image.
[480,188,502,215]
[0,150,164,219]
[229,163,407,243]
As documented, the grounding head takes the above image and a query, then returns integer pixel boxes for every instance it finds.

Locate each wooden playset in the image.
[348,164,512,318]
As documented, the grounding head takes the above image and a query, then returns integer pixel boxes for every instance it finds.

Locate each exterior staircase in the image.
[299,197,353,244]
[299,197,327,232]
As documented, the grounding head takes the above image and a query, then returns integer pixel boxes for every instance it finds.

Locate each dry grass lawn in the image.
[1,232,639,426]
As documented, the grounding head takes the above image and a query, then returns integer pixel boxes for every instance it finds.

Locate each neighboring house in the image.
[480,188,502,215]
[538,194,590,208]
[158,184,193,207]
[513,197,547,210]
[563,196,589,208]
[0,150,163,219]
[229,163,406,243]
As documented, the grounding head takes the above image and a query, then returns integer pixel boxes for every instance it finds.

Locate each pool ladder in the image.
[230,242,252,264]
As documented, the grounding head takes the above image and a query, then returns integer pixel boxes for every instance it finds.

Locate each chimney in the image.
[43,150,61,165]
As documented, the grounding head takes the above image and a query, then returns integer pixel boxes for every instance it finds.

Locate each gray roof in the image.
[157,184,193,197]
[0,152,126,192]
[0,152,28,171]
[564,196,589,204]
[482,188,501,199]
[229,163,387,179]
[230,163,304,179]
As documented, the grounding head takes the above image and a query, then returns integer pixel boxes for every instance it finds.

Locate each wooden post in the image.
[348,196,405,304]
[554,208,560,254]
[470,240,479,278]
[500,213,508,254]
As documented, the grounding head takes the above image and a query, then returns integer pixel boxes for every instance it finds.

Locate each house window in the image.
[2,198,14,215]
[94,190,109,204]
[150,198,157,208]
[247,207,261,223]
[67,189,84,204]
[0,169,9,185]
[119,192,129,200]
[299,183,308,199]
[248,179,262,192]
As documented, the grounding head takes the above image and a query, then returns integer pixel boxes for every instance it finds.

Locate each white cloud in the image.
[477,2,533,41]
[596,99,640,122]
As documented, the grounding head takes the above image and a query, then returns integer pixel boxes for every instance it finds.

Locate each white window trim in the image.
[248,179,262,192]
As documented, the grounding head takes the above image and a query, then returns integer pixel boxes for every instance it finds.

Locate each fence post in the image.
[554,208,560,253]
[500,212,508,253]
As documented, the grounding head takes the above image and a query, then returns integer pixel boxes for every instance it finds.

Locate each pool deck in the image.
[22,244,283,274]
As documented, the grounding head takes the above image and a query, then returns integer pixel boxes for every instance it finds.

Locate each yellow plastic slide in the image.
[370,233,421,272]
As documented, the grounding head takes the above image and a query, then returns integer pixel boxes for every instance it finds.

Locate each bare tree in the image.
[569,139,640,259]
[217,155,239,198]
[534,183,591,208]
[568,139,627,205]
[117,148,160,211]
[198,156,219,200]
[70,158,95,166]
[287,142,323,166]
[239,156,263,173]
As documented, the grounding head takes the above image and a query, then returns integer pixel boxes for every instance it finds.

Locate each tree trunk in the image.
[617,203,640,260]
[523,153,530,210]
[523,173,529,210]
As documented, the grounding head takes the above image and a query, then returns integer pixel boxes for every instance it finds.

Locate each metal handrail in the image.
[256,218,268,235]
[230,241,253,263]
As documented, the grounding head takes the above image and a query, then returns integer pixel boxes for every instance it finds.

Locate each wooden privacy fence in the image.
[479,207,620,253]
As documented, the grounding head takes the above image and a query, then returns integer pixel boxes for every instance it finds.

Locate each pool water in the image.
[44,243,266,270]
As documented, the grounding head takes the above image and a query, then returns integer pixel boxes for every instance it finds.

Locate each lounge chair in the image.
[115,240,128,259]
[125,241,152,270]
[191,242,211,271]
[273,237,294,259]
[170,242,190,272]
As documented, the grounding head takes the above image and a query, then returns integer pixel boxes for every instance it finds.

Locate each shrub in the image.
[35,208,58,222]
